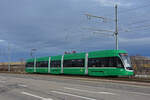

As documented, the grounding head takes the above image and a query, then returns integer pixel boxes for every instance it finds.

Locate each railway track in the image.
[26,73,150,83]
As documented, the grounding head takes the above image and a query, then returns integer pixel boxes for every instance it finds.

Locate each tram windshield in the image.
[120,53,132,70]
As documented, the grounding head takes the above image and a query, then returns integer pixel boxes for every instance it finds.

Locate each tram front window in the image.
[120,53,133,70]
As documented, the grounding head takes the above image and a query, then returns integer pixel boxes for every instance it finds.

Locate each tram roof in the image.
[26,50,127,62]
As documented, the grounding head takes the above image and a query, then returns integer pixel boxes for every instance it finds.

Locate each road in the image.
[0,73,150,100]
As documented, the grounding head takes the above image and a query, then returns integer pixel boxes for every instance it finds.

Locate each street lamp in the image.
[30,48,36,58]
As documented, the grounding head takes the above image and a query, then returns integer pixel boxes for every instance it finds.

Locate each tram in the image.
[25,50,134,76]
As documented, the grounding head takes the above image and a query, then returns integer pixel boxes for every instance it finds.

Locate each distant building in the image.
[130,56,150,74]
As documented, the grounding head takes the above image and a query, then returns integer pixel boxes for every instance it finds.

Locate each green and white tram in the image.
[25,50,134,76]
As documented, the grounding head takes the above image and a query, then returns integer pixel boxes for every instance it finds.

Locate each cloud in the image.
[0,0,149,61]
[0,39,5,42]
[120,37,150,45]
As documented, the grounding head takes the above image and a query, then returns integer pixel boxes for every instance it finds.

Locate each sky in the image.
[0,0,150,62]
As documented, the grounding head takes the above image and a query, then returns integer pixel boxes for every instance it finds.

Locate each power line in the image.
[121,15,150,30]
[125,26,150,32]
[127,19,150,26]
[119,3,150,14]
[84,4,119,50]
[93,31,114,37]
[82,27,114,33]
[102,0,149,16]
[129,24,150,29]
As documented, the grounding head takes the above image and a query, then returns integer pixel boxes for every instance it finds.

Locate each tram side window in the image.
[88,57,123,68]
[26,62,34,67]
[37,61,48,67]
[51,60,61,67]
[63,59,84,67]
[63,60,72,67]
[109,57,123,68]
[88,58,104,67]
